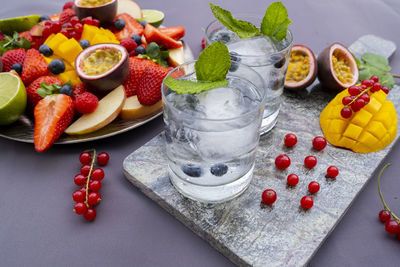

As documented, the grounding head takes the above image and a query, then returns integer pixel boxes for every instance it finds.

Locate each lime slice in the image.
[141,9,165,28]
[0,72,27,125]
[0,15,40,35]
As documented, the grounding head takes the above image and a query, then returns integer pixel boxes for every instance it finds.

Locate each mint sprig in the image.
[0,32,31,55]
[137,42,169,68]
[36,81,71,98]
[164,41,231,94]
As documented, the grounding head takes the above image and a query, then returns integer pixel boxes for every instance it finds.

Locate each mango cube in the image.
[57,38,83,64]
[46,33,69,52]
[81,24,99,43]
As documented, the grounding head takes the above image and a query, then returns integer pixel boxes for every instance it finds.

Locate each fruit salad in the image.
[0,0,186,152]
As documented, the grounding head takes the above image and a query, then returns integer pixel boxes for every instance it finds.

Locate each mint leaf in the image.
[260,2,292,41]
[380,72,395,89]
[138,42,170,68]
[0,32,31,55]
[361,53,391,72]
[357,52,395,89]
[210,3,260,38]
[195,41,230,82]
[164,77,229,94]
[37,82,62,98]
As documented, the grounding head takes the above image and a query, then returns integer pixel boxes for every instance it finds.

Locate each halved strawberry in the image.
[137,64,169,105]
[113,13,144,40]
[123,57,157,97]
[144,24,183,49]
[34,94,74,152]
[26,76,63,110]
[21,49,49,85]
[158,26,185,40]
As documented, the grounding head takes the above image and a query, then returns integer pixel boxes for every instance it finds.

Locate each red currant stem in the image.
[345,87,370,107]
[85,149,97,208]
[377,163,400,222]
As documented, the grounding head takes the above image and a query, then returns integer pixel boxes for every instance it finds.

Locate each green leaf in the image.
[352,53,361,68]
[146,42,160,59]
[195,41,231,82]
[380,72,395,89]
[36,82,61,98]
[164,77,229,94]
[210,3,260,38]
[0,32,31,55]
[361,53,390,72]
[260,2,292,41]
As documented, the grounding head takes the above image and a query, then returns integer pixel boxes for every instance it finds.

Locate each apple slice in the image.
[117,0,142,20]
[65,85,126,135]
[168,41,184,67]
[120,95,162,120]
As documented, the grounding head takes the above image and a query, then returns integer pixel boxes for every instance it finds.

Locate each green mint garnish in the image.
[357,52,395,89]
[164,41,231,94]
[209,3,260,39]
[0,32,31,55]
[138,42,170,68]
[260,2,292,41]
[36,81,71,98]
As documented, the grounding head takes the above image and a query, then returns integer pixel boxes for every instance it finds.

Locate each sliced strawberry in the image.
[144,24,183,49]
[113,13,144,41]
[26,76,63,110]
[34,94,74,152]
[158,26,185,40]
[137,65,169,105]
[1,48,27,72]
[21,49,49,85]
[123,57,157,97]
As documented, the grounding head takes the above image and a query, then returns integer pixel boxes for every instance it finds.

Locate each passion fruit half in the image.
[76,43,129,92]
[74,0,117,26]
[284,45,317,90]
[317,43,359,92]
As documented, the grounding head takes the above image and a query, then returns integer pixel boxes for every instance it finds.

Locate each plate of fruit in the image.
[0,0,192,151]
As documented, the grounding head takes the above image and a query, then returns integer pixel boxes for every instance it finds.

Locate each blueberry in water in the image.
[230,51,241,62]
[114,19,126,30]
[11,63,23,75]
[39,44,53,57]
[210,164,228,176]
[39,15,50,22]
[229,61,239,72]
[181,165,202,177]
[79,39,90,49]
[272,54,285,68]
[135,46,146,55]
[131,34,142,45]
[229,52,241,72]
[49,59,65,74]
[139,20,147,27]
[215,31,231,44]
[60,84,73,96]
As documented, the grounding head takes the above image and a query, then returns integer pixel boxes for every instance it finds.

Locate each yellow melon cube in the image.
[57,38,83,64]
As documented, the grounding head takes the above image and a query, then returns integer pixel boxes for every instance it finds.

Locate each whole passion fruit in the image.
[76,43,129,92]
[74,0,117,26]
[317,43,359,92]
[284,45,317,90]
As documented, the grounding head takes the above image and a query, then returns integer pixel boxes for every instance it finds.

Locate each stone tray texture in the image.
[123,36,398,266]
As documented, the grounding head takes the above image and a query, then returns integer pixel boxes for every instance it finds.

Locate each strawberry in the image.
[59,8,76,25]
[72,83,87,99]
[26,76,63,110]
[34,94,74,152]
[158,26,185,40]
[123,57,157,97]
[21,48,49,85]
[137,65,169,105]
[113,13,143,40]
[144,24,183,49]
[63,1,74,10]
[1,48,27,72]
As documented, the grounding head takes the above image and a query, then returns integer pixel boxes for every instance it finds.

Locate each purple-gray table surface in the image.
[1,0,399,266]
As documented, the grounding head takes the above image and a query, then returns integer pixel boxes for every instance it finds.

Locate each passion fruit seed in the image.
[332,54,353,84]
[286,52,309,82]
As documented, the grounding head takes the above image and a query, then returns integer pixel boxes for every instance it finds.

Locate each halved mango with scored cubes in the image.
[320,88,397,153]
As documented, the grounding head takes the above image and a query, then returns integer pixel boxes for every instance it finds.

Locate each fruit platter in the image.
[0,0,192,150]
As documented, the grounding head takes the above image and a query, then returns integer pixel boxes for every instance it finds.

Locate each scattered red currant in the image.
[287,174,299,186]
[91,168,104,181]
[312,136,327,151]
[300,196,314,210]
[379,210,391,223]
[84,208,97,221]
[97,152,110,166]
[284,133,297,147]
[262,189,277,205]
[74,174,86,186]
[304,155,317,168]
[308,181,320,194]
[79,152,92,165]
[385,220,399,235]
[341,107,352,118]
[275,154,291,170]
[74,202,88,215]
[80,164,91,176]
[326,166,339,178]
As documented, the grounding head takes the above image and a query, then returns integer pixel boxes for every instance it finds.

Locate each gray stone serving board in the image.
[123,36,399,267]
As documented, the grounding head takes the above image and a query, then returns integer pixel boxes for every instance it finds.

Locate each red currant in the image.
[351,98,365,111]
[74,174,87,186]
[361,79,374,87]
[80,186,87,193]
[341,107,352,118]
[84,208,97,221]
[73,202,88,215]
[300,196,313,210]
[342,96,353,105]
[308,181,320,194]
[371,82,381,92]
[348,85,361,96]
[304,155,317,168]
[88,192,101,206]
[287,174,299,186]
[89,180,102,192]
[284,133,297,147]
[261,189,277,205]
[52,21,62,33]
[97,152,110,166]
[312,136,327,151]
[275,154,291,169]
[63,22,73,29]
[70,16,80,26]
[91,168,104,181]
[381,86,389,94]
[72,190,85,202]
[79,152,92,165]
[379,210,391,223]
[63,1,74,10]
[360,84,367,90]
[360,93,370,104]
[70,31,81,40]
[42,25,52,37]
[326,166,339,178]
[82,17,93,25]
[92,19,100,27]
[60,28,70,38]
[385,220,400,235]
[80,165,91,176]
[370,75,379,83]
[74,23,83,33]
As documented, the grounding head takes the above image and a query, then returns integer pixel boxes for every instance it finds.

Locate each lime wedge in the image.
[0,15,40,35]
[141,9,165,28]
[0,72,27,125]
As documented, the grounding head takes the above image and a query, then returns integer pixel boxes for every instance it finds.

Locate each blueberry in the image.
[272,54,285,69]
[38,44,53,57]
[229,52,241,72]
[114,19,126,30]
[79,39,90,49]
[229,61,239,72]
[215,32,231,44]
[39,15,50,22]
[11,63,22,75]
[131,34,142,45]
[49,59,65,74]
[229,51,241,62]
[135,46,146,55]
[60,84,73,96]
[181,164,202,177]
[139,20,147,27]
[210,164,228,177]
